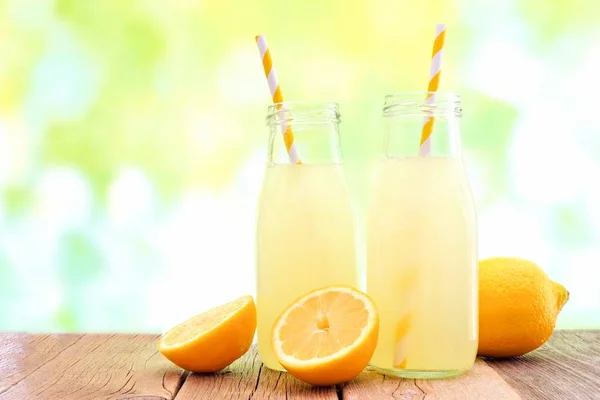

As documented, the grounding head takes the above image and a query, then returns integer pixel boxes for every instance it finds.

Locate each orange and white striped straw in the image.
[393,24,447,369]
[418,23,446,156]
[255,35,301,164]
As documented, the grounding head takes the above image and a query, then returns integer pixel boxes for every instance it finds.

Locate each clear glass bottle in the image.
[367,92,478,378]
[256,102,358,370]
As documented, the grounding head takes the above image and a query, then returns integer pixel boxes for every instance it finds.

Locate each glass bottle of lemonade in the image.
[256,102,358,370]
[367,92,478,378]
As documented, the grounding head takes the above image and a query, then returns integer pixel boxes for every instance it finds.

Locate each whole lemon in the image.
[478,257,569,358]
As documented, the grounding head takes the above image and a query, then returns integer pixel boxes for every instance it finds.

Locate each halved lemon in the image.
[158,295,256,372]
[271,286,379,386]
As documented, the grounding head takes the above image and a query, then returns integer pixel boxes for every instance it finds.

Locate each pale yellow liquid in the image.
[367,157,478,377]
[256,164,358,370]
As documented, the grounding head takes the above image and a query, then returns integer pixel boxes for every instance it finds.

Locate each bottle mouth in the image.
[266,101,340,126]
[383,91,462,118]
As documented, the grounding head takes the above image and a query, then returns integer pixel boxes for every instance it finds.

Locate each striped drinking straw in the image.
[255,35,301,164]
[418,23,446,156]
[394,24,448,369]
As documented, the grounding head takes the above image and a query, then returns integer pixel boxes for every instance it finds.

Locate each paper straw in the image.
[393,24,447,369]
[393,268,419,369]
[418,24,446,156]
[394,315,411,368]
[255,35,301,164]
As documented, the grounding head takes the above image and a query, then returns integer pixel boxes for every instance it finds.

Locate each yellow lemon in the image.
[478,257,569,358]
[158,295,256,372]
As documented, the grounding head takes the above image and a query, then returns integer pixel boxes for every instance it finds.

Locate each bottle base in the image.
[370,365,469,379]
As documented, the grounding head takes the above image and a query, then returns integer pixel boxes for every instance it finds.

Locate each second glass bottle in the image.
[367,92,478,378]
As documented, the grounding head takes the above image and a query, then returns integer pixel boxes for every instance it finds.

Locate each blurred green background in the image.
[0,0,598,332]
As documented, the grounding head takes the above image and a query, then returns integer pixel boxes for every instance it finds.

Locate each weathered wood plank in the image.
[487,330,600,400]
[174,345,337,400]
[412,359,521,400]
[0,334,185,400]
[339,368,425,400]
[249,365,338,400]
[0,334,83,394]
[1,331,599,399]
[341,358,521,400]
[172,346,261,399]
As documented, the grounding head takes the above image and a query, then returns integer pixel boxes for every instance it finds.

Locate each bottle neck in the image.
[266,102,343,165]
[382,92,462,158]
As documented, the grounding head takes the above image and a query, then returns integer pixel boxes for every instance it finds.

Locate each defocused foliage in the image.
[0,0,598,331]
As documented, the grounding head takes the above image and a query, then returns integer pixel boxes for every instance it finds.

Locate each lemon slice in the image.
[271,286,379,386]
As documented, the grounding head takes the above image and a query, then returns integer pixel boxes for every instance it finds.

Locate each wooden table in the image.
[0,330,598,399]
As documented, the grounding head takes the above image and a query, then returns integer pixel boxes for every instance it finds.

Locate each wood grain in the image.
[0,334,82,394]
[339,368,425,400]
[0,334,185,400]
[487,330,600,400]
[175,346,337,400]
[342,358,521,400]
[1,331,599,399]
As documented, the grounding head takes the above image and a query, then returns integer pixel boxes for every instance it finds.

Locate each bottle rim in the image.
[383,91,462,118]
[266,101,340,126]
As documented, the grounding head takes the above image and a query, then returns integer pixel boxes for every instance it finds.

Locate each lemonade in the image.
[367,156,478,376]
[257,163,357,370]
